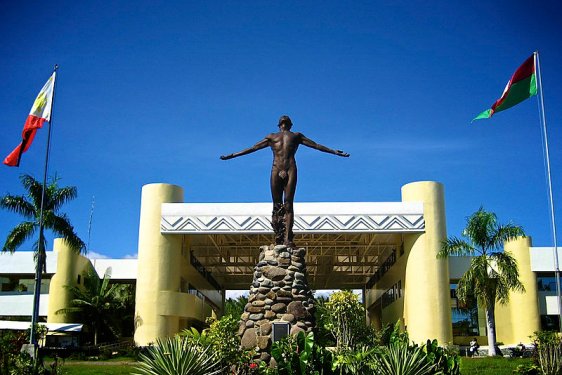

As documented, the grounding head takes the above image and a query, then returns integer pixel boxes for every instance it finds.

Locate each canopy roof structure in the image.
[161,202,425,289]
[0,320,83,332]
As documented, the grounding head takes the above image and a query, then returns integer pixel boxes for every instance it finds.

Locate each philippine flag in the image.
[4,72,56,167]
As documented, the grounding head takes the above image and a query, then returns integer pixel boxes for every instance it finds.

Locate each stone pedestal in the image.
[238,244,315,361]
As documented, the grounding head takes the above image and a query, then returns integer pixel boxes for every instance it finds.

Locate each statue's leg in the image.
[271,169,285,245]
[283,169,297,247]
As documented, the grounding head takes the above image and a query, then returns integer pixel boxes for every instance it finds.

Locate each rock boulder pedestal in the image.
[238,244,315,362]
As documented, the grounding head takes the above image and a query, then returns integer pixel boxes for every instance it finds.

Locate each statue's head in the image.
[278,115,293,130]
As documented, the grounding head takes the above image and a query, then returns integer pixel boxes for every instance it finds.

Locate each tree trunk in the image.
[485,306,497,356]
[94,327,98,346]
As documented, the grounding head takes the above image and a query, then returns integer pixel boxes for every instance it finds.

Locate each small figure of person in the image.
[469,337,479,357]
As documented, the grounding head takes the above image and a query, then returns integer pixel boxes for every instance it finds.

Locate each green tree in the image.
[0,174,85,269]
[224,295,248,319]
[438,207,525,356]
[57,268,122,345]
[323,290,366,350]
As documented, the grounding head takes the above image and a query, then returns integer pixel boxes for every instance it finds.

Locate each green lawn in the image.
[48,356,534,375]
[54,360,136,375]
[461,356,533,374]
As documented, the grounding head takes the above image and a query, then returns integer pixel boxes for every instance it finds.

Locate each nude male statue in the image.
[220,115,349,246]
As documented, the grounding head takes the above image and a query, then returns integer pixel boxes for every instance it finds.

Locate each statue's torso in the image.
[268,131,301,171]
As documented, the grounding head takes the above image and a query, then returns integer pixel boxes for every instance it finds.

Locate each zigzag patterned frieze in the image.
[161,213,424,234]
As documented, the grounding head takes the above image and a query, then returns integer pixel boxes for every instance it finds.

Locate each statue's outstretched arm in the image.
[300,134,350,157]
[220,138,269,160]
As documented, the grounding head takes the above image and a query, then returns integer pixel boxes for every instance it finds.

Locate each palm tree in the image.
[438,207,525,356]
[0,174,85,269]
[224,295,248,318]
[57,268,122,346]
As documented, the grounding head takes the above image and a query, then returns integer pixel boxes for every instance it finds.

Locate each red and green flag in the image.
[473,54,537,121]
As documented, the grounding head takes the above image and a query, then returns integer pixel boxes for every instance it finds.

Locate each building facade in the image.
[0,180,557,346]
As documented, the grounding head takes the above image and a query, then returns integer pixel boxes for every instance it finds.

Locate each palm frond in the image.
[438,237,474,258]
[47,213,86,253]
[463,207,497,252]
[2,222,36,253]
[492,252,525,304]
[490,224,526,251]
[50,186,78,212]
[0,195,35,219]
[20,174,44,209]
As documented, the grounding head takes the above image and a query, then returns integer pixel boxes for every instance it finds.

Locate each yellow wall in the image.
[365,239,408,331]
[134,183,222,346]
[47,238,95,323]
[402,181,453,344]
[494,237,540,344]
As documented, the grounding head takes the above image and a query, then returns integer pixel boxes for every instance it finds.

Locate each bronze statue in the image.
[220,115,349,247]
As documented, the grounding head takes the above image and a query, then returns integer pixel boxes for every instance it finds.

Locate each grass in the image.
[46,358,136,375]
[44,354,535,375]
[461,356,533,374]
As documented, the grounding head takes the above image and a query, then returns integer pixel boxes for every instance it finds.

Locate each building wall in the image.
[134,183,221,346]
[402,181,453,344]
[495,237,540,344]
[47,238,96,323]
[365,181,452,345]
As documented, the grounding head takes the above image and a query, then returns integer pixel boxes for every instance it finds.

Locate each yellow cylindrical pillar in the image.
[47,239,79,323]
[505,236,540,343]
[134,183,184,346]
[402,181,452,344]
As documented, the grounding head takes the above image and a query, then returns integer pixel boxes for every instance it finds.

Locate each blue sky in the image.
[1,1,561,260]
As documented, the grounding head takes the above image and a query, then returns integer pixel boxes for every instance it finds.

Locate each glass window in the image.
[450,283,479,336]
[537,274,562,292]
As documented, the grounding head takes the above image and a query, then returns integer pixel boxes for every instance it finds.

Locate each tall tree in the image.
[0,174,85,269]
[57,268,122,345]
[438,207,525,356]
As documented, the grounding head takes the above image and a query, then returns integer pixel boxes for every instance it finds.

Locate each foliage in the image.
[0,331,26,375]
[532,331,562,375]
[438,207,525,356]
[374,342,437,375]
[7,351,46,375]
[331,346,378,375]
[204,315,241,369]
[133,336,222,375]
[224,295,248,319]
[0,174,85,270]
[112,283,136,337]
[56,268,123,345]
[323,290,365,350]
[271,331,333,375]
[514,363,542,375]
[424,339,460,375]
[180,315,258,373]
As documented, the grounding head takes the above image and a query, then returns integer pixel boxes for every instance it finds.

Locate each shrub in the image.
[323,290,365,350]
[424,339,460,375]
[133,336,221,375]
[374,343,436,375]
[271,331,332,375]
[533,331,562,375]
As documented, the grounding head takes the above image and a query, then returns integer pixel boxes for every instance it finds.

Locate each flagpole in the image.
[29,64,59,350]
[535,51,562,330]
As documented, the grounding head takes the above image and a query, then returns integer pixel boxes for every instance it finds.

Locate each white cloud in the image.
[123,253,138,259]
[226,290,249,299]
[87,251,109,259]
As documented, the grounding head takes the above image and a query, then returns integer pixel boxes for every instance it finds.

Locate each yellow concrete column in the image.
[47,239,78,323]
[47,239,94,323]
[134,183,184,346]
[504,236,540,344]
[402,181,452,344]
